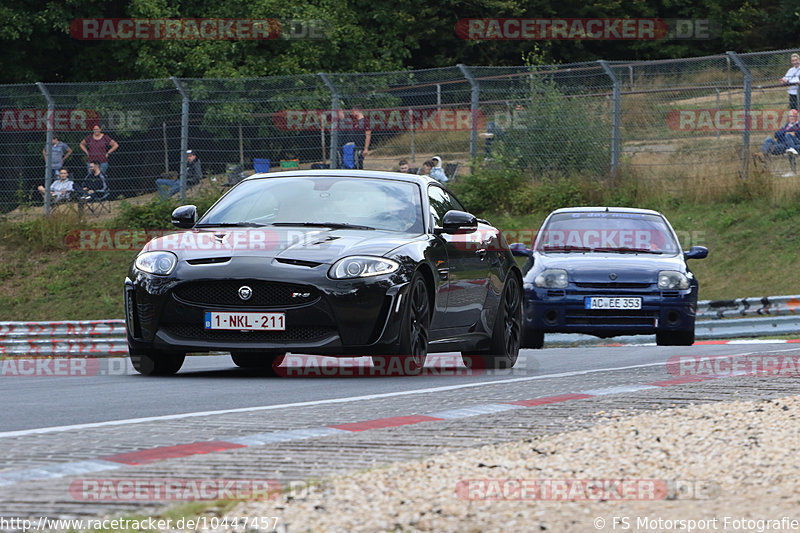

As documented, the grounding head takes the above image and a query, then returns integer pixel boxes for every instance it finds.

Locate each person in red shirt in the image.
[79,124,119,176]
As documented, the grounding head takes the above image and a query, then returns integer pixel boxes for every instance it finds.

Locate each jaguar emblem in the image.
[238,286,253,300]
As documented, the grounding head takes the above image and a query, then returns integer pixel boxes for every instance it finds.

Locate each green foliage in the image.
[113,190,221,229]
[450,156,529,214]
[491,71,611,176]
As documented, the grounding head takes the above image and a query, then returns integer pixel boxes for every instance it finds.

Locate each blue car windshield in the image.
[536,212,680,254]
[198,176,425,234]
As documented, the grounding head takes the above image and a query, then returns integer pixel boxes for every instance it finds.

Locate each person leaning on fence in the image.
[42,135,72,180]
[37,168,74,202]
[429,156,448,183]
[79,161,108,201]
[79,124,118,176]
[781,53,800,110]
[156,150,203,198]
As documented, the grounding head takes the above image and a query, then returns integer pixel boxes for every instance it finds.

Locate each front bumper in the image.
[523,286,697,338]
[125,257,411,355]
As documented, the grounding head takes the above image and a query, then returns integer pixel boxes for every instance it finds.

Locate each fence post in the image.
[171,77,189,200]
[726,51,751,179]
[598,61,621,178]
[36,82,54,215]
[457,64,479,161]
[319,73,339,168]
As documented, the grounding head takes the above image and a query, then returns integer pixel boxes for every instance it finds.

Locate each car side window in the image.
[428,185,462,227]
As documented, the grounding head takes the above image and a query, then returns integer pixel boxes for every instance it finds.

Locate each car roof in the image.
[549,206,664,216]
[244,169,438,186]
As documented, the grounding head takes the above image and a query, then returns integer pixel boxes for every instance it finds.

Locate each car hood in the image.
[531,252,687,283]
[142,227,421,263]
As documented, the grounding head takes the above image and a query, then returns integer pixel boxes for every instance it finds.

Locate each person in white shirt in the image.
[37,168,74,202]
[781,53,800,110]
[429,156,448,183]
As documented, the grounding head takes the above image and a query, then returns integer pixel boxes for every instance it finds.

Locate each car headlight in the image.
[329,256,400,279]
[534,268,568,288]
[135,251,178,276]
[658,270,689,290]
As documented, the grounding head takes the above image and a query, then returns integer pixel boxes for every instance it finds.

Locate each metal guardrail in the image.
[697,295,800,320]
[2,295,800,355]
[0,320,127,356]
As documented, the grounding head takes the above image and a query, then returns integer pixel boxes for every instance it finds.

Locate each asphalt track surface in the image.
[0,342,786,433]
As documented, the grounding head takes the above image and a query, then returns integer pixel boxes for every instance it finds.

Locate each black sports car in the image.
[125,170,523,375]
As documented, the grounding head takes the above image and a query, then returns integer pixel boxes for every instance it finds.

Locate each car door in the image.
[428,185,490,328]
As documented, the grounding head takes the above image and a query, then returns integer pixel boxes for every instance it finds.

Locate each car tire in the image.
[462,274,523,370]
[374,271,430,376]
[129,344,185,376]
[656,329,695,346]
[231,352,286,375]
[521,327,545,349]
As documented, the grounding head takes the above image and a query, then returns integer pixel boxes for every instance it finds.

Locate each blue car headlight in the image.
[658,270,689,290]
[135,251,178,276]
[329,256,400,279]
[534,268,568,289]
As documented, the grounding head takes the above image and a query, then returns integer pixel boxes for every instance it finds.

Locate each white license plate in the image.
[204,312,285,330]
[585,297,642,310]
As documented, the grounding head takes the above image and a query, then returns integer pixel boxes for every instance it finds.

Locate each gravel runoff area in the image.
[215,395,800,533]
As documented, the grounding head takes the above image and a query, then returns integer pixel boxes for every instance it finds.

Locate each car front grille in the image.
[163,324,336,343]
[574,282,652,289]
[564,309,658,326]
[173,280,319,308]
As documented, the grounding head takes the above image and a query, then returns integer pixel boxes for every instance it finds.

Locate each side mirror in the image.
[172,205,197,229]
[437,210,478,234]
[509,242,532,257]
[684,246,708,260]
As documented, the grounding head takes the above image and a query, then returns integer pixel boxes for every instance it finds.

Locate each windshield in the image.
[536,211,680,254]
[198,176,424,233]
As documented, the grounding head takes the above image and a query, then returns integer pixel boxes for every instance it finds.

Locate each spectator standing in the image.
[341,109,371,169]
[79,125,118,176]
[37,168,74,202]
[781,53,800,110]
[156,150,203,198]
[42,136,72,179]
[429,156,448,183]
[80,161,108,200]
[397,159,410,173]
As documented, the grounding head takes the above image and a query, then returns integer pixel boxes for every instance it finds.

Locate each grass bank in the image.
[0,196,797,321]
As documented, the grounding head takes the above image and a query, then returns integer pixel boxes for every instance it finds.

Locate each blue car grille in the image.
[565,309,658,326]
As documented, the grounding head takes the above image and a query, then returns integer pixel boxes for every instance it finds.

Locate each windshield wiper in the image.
[541,245,593,253]
[195,222,267,228]
[592,247,664,254]
[272,222,375,230]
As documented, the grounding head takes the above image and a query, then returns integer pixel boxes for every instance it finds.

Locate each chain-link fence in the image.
[1,48,798,215]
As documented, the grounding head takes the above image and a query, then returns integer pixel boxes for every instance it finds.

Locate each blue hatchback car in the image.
[512,207,708,348]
